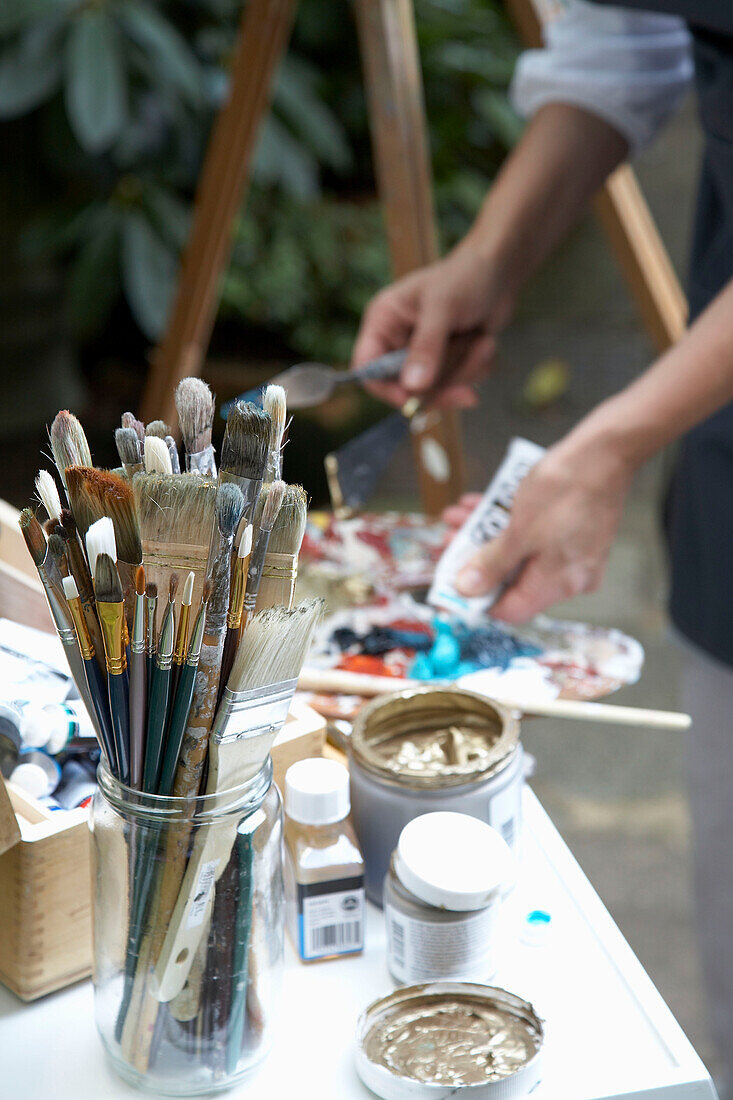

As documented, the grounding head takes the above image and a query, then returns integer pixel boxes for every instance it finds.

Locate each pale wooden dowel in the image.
[297,667,691,730]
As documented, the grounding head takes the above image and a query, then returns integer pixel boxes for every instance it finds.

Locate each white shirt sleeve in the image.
[510,1,693,152]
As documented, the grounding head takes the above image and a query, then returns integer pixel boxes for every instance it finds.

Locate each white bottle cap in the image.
[395,812,515,912]
[10,753,61,799]
[285,758,351,825]
[20,703,71,754]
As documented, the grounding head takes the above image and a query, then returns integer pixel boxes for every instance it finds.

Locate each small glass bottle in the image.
[283,758,365,962]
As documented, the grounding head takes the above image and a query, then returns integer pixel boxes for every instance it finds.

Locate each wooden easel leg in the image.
[505,0,687,352]
[140,0,298,426]
[355,0,465,515]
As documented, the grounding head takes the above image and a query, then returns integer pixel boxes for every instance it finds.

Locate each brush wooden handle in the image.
[297,667,692,731]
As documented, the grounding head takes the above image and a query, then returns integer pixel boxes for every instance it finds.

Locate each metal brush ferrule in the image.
[97,601,127,673]
[67,596,95,661]
[131,592,146,655]
[38,563,76,643]
[211,678,297,747]
[186,445,217,477]
[226,560,247,630]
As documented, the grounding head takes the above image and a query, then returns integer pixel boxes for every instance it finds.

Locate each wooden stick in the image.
[297,667,691,730]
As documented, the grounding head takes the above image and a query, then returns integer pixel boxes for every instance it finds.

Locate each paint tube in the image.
[428,437,546,623]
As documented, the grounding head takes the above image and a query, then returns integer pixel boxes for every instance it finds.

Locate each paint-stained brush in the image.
[143,574,177,793]
[116,427,144,477]
[262,384,287,483]
[145,420,169,439]
[217,524,252,695]
[175,377,216,476]
[165,437,181,474]
[129,565,148,790]
[144,436,173,476]
[94,552,130,785]
[49,410,92,495]
[134,473,217,636]
[219,401,270,537]
[255,483,308,612]
[62,573,116,773]
[19,508,101,738]
[241,481,286,630]
[122,412,145,447]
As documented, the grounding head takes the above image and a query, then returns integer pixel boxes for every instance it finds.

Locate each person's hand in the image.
[455,433,634,623]
[351,245,515,408]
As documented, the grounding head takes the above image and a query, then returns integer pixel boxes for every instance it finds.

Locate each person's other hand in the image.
[455,436,633,623]
[351,246,514,408]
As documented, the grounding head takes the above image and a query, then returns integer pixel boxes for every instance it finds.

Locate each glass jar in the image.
[90,756,283,1096]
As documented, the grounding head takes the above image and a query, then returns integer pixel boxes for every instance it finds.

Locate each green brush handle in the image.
[226,832,254,1075]
[158,663,197,797]
[143,665,172,794]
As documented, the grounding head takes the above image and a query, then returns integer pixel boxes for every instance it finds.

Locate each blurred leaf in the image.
[0,22,62,117]
[142,184,191,249]
[253,115,319,198]
[435,41,516,84]
[473,87,523,148]
[65,9,127,152]
[121,210,177,338]
[0,0,68,36]
[120,1,203,106]
[274,57,352,173]
[67,208,121,336]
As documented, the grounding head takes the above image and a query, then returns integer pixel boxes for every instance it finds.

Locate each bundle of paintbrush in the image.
[20,383,321,1084]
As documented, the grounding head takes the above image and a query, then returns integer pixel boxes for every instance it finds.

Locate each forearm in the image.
[460,104,628,301]
[568,278,733,472]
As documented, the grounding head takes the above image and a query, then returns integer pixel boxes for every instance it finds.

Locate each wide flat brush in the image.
[134,473,217,637]
[49,410,92,496]
[143,575,177,793]
[155,601,323,1003]
[18,508,101,737]
[62,574,116,773]
[129,565,148,790]
[66,465,142,629]
[94,552,130,785]
[218,401,270,539]
[175,377,216,476]
[255,483,307,613]
[262,385,286,483]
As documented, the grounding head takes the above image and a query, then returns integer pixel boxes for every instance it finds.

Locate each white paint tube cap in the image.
[285,758,351,825]
[395,811,515,912]
[21,703,71,754]
[11,752,61,799]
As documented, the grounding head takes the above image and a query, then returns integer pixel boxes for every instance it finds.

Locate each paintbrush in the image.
[165,437,181,474]
[35,469,62,526]
[255,483,308,613]
[218,401,270,538]
[133,473,217,636]
[262,385,287,483]
[175,377,216,476]
[49,410,92,496]
[56,510,106,672]
[61,573,116,773]
[94,552,131,786]
[240,480,286,631]
[144,435,173,476]
[66,465,142,628]
[145,420,169,439]
[18,508,101,735]
[129,565,147,790]
[217,524,253,696]
[146,582,158,687]
[143,574,177,793]
[171,570,194,706]
[158,586,207,797]
[155,600,323,1003]
[122,411,146,447]
[115,427,144,477]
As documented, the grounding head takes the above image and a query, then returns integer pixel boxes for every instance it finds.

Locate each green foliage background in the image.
[1,0,519,367]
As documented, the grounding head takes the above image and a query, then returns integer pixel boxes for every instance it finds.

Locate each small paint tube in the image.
[427,437,546,623]
[55,759,98,809]
[20,700,96,754]
[10,749,62,799]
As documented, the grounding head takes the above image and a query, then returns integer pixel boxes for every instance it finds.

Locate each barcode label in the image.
[390,918,406,969]
[307,921,362,955]
[500,817,515,848]
[298,880,365,960]
[186,859,219,929]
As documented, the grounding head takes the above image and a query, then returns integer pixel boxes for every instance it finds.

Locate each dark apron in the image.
[590,2,733,663]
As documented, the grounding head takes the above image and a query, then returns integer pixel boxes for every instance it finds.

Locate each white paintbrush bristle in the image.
[144,435,173,475]
[85,516,116,582]
[182,570,195,605]
[263,385,287,478]
[35,470,62,522]
[239,524,253,558]
[229,599,323,692]
[62,574,79,600]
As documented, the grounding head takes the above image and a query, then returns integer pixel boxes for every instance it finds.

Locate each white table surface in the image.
[0,787,718,1099]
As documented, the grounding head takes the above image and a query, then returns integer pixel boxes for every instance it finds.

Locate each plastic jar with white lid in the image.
[384,811,514,985]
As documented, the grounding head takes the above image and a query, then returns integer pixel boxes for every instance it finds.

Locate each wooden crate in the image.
[0,498,327,1000]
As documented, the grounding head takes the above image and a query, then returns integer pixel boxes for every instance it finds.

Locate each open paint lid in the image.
[355,982,544,1099]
